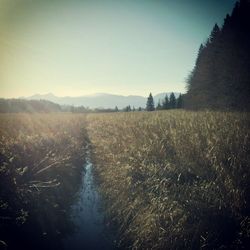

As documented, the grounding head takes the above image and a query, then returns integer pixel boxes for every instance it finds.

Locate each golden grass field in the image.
[0,111,250,249]
[87,110,250,249]
[0,113,88,249]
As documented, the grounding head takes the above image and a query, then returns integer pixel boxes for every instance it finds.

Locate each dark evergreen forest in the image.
[185,0,250,110]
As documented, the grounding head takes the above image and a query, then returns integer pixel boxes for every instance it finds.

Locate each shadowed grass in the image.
[0,113,88,250]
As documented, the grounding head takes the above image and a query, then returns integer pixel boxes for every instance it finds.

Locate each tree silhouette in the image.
[162,94,169,110]
[169,93,176,109]
[146,93,155,111]
[185,0,250,110]
[124,105,131,112]
[176,94,183,109]
[209,23,220,43]
[156,101,162,110]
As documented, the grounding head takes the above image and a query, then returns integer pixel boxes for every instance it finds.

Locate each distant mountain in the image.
[26,93,60,104]
[24,92,181,109]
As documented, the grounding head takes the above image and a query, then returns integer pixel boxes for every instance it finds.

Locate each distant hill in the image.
[24,92,180,109]
[0,99,61,113]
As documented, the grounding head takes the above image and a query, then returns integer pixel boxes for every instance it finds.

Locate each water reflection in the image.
[63,153,116,250]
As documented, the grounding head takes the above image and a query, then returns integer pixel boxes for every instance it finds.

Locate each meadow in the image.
[0,113,88,249]
[0,111,249,249]
[87,110,250,249]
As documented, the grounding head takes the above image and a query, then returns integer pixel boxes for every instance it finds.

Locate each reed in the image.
[0,113,88,249]
[87,110,250,249]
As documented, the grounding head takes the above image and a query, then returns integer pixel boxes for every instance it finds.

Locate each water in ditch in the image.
[63,149,116,250]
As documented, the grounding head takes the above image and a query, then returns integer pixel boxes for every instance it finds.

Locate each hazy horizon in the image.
[0,0,236,98]
[18,91,181,99]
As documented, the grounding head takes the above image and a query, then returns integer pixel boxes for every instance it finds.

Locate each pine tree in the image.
[185,0,250,111]
[146,93,155,111]
[169,93,176,109]
[176,94,183,109]
[156,101,162,110]
[124,105,131,112]
[209,23,220,43]
[162,94,169,110]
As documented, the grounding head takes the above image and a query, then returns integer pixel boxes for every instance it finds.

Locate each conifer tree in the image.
[185,0,250,111]
[124,105,131,112]
[156,101,162,110]
[209,23,220,43]
[162,94,169,110]
[169,93,176,109]
[146,93,155,111]
[176,94,183,109]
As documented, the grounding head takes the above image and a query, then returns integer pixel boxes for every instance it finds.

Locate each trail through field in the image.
[63,145,116,250]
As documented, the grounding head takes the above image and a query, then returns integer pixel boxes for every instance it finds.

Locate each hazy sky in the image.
[0,0,236,97]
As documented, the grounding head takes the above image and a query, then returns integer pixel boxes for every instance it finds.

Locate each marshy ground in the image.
[0,111,249,249]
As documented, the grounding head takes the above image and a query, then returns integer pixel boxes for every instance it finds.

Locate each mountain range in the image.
[23,92,181,109]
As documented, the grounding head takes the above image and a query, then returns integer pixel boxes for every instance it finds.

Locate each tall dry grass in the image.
[87,110,250,249]
[0,113,88,249]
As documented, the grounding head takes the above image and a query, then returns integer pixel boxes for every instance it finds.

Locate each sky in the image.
[0,0,237,98]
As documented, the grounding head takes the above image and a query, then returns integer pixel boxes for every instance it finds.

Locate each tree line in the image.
[0,93,183,113]
[116,92,183,112]
[146,92,183,111]
[185,0,250,111]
